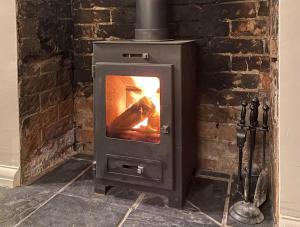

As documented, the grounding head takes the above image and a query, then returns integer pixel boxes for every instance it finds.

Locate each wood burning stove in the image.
[93,0,197,208]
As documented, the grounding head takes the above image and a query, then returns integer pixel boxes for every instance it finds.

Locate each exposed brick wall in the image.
[72,0,136,154]
[174,0,271,172]
[17,0,75,184]
[73,0,274,174]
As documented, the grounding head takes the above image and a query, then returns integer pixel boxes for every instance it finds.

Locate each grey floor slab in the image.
[0,155,274,227]
[187,177,228,223]
[62,168,141,207]
[123,209,218,227]
[0,186,53,227]
[34,159,92,187]
[123,192,219,227]
[0,159,91,227]
[19,194,129,227]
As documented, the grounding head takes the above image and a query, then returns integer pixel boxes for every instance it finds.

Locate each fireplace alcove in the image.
[7,0,280,224]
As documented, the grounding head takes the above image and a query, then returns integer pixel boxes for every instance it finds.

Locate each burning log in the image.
[116,130,160,143]
[108,96,156,135]
[148,111,160,131]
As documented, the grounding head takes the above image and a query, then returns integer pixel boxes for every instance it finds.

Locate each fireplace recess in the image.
[93,0,197,208]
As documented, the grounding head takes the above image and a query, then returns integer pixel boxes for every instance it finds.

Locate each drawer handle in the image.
[122,164,144,175]
[122,53,149,60]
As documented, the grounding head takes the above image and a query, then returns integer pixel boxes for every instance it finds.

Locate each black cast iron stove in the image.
[93,0,197,208]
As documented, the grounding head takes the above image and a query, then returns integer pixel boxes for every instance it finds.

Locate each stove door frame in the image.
[94,62,174,190]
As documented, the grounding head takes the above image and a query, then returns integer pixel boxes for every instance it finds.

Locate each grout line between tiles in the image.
[14,163,94,227]
[221,174,233,227]
[117,193,146,227]
[196,174,230,182]
[186,200,222,226]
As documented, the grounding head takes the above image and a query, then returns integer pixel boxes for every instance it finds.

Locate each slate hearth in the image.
[0,155,273,227]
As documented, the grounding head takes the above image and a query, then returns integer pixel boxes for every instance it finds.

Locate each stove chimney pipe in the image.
[135,0,168,41]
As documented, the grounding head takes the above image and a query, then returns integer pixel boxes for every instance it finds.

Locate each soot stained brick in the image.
[80,0,136,8]
[74,9,111,23]
[232,56,270,72]
[232,19,269,37]
[201,55,230,72]
[178,21,229,37]
[210,38,265,54]
[203,73,260,90]
[171,2,256,22]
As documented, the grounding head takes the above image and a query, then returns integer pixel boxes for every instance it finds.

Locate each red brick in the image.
[42,116,73,143]
[41,106,59,127]
[198,122,236,142]
[59,99,74,119]
[198,104,240,124]
[75,97,93,129]
[76,128,94,144]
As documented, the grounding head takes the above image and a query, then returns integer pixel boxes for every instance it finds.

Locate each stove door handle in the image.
[161,125,170,134]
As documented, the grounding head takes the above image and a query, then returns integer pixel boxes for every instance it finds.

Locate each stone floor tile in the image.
[0,186,53,227]
[123,208,218,227]
[0,162,275,227]
[19,194,129,227]
[0,159,91,226]
[34,159,92,187]
[62,168,140,207]
[131,192,220,226]
[187,177,228,223]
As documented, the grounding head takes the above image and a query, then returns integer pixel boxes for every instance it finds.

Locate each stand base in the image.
[229,201,264,225]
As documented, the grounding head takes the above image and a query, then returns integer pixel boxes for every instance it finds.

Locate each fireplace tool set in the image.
[229,98,270,225]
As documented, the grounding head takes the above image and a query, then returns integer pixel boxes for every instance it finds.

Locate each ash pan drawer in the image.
[106,154,162,181]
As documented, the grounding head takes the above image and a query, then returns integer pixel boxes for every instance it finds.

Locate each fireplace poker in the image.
[236,101,248,194]
[262,104,270,170]
[245,98,260,202]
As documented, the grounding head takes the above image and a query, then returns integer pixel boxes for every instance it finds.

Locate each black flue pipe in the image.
[135,0,168,41]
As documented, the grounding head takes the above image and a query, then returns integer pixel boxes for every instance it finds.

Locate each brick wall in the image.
[72,0,136,154]
[17,0,75,184]
[73,0,274,174]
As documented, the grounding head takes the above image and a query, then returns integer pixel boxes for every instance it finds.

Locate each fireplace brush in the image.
[229,98,270,225]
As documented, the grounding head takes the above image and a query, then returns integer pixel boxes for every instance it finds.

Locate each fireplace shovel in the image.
[253,105,269,208]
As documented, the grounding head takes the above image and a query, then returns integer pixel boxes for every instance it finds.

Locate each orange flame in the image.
[133,118,149,129]
[131,76,160,129]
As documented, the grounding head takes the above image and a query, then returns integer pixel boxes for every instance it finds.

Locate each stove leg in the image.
[168,195,184,209]
[95,184,110,195]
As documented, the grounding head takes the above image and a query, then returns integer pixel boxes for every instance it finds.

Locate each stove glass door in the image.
[106,75,160,143]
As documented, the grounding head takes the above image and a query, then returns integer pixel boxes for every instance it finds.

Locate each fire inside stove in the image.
[106,75,160,143]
